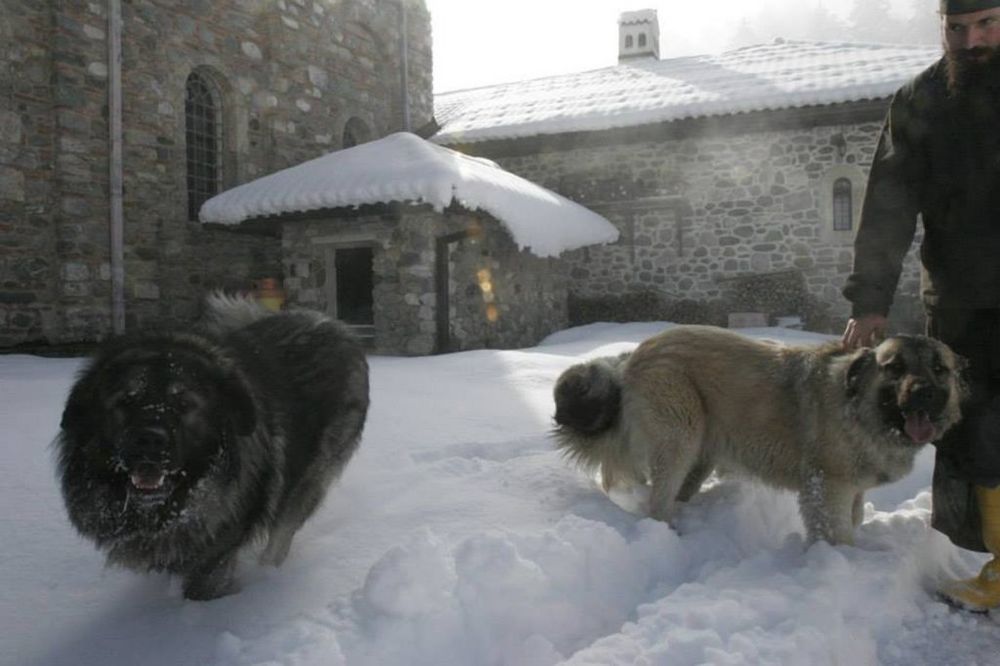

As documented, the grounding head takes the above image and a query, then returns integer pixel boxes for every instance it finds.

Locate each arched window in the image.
[625,35,634,49]
[832,178,853,231]
[638,33,647,48]
[185,72,223,221]
[342,117,372,149]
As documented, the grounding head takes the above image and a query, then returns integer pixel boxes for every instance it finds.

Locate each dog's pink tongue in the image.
[905,412,936,444]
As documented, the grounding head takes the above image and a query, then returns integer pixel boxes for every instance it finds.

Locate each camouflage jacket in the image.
[843,57,1000,317]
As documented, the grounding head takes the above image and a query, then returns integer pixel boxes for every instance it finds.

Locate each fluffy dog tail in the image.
[552,353,631,479]
[199,291,272,336]
[553,354,628,435]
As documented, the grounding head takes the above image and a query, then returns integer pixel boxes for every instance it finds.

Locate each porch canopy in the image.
[199,132,618,257]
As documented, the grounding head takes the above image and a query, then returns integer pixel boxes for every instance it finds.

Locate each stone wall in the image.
[462,118,925,334]
[282,206,569,355]
[1,0,433,346]
[444,217,569,353]
[1,1,61,345]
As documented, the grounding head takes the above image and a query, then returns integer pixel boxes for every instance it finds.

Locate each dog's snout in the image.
[126,426,169,456]
[905,384,944,413]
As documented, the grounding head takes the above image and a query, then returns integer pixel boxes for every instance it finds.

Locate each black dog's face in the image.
[60,343,257,515]
[848,336,965,446]
[101,359,225,507]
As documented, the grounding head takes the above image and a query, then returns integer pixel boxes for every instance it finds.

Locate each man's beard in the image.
[945,45,1000,94]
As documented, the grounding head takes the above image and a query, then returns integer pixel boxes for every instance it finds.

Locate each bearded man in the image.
[841,0,1000,611]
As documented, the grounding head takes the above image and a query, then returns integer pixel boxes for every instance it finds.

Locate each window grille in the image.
[638,33,647,48]
[185,72,222,221]
[625,35,634,48]
[833,177,852,231]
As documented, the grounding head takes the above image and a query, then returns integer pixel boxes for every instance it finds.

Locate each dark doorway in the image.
[435,229,479,354]
[335,246,374,326]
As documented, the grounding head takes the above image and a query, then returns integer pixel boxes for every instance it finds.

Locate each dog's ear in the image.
[846,348,875,398]
[219,370,258,437]
[60,368,101,438]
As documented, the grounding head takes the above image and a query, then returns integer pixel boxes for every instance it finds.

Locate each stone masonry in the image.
[281,205,570,355]
[478,114,924,334]
[1,0,433,346]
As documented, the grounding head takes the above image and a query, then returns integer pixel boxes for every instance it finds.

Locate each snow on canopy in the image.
[433,40,942,145]
[199,132,619,258]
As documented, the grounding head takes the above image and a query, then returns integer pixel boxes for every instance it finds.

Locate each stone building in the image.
[434,13,942,333]
[279,205,571,355]
[200,132,618,355]
[1,0,432,347]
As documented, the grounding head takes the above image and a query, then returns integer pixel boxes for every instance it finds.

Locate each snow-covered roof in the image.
[199,132,619,257]
[619,9,657,25]
[433,39,942,145]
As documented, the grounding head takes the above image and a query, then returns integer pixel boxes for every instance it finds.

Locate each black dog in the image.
[56,294,369,600]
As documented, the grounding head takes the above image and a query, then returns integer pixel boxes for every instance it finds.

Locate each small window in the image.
[638,33,647,48]
[833,177,853,231]
[185,72,223,221]
[625,35,634,49]
[343,117,372,149]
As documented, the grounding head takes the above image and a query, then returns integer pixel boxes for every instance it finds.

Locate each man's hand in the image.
[842,314,889,350]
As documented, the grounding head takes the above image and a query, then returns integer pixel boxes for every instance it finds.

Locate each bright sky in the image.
[425,0,920,92]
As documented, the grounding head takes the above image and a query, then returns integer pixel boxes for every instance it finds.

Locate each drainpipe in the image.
[399,0,411,131]
[108,0,125,334]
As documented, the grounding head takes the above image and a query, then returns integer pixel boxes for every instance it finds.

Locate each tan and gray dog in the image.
[553,325,966,545]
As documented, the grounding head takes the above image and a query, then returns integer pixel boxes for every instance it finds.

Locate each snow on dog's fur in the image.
[56,294,369,599]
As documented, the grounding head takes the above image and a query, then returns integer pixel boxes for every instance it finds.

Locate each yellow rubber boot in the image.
[940,485,1000,612]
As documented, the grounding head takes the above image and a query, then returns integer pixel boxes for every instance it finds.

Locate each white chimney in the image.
[618,9,660,62]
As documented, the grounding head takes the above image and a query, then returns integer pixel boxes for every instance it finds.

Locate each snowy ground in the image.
[4,322,1000,666]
